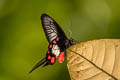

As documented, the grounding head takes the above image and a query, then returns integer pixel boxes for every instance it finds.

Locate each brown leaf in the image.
[67,39,120,80]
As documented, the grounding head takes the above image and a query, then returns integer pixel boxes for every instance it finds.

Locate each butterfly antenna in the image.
[68,19,80,44]
[67,18,73,38]
[68,29,72,38]
[29,57,47,73]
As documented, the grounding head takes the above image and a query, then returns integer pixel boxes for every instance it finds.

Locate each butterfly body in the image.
[29,14,73,73]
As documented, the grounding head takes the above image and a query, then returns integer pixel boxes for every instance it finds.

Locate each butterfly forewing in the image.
[41,14,67,43]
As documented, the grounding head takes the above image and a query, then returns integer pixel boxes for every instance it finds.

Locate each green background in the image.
[0,0,120,80]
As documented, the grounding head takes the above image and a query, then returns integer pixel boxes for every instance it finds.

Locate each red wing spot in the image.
[56,37,59,41]
[51,57,55,64]
[49,44,52,48]
[48,51,50,54]
[58,52,65,63]
[48,56,51,59]
[53,40,56,44]
[56,56,58,59]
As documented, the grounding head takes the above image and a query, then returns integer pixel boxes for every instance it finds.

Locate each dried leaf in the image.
[67,39,120,80]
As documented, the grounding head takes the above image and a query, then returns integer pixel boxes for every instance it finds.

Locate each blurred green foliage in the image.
[0,0,120,80]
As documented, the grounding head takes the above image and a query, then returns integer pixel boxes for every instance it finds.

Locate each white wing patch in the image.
[52,44,60,56]
[48,33,57,42]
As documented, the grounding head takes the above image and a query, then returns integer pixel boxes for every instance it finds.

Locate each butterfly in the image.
[29,14,73,73]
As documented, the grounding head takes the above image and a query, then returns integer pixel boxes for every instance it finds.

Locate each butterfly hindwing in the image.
[41,14,67,43]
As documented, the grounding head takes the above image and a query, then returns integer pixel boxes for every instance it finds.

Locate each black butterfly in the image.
[29,14,73,73]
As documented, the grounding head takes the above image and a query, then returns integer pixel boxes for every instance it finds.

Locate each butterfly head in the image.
[65,38,74,48]
[69,38,74,45]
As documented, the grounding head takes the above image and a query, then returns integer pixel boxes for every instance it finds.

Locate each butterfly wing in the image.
[29,14,70,73]
[41,14,68,43]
